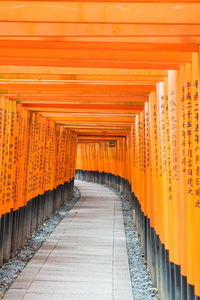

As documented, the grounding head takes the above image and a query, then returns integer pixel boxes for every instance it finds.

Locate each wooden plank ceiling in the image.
[0,0,199,142]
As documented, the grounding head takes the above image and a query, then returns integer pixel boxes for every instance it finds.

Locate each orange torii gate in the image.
[0,1,199,300]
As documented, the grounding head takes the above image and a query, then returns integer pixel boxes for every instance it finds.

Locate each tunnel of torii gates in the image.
[0,0,200,300]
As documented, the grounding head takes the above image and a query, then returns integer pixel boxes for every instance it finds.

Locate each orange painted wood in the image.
[0,2,199,24]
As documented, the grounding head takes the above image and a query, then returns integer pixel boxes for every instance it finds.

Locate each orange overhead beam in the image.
[76,131,129,136]
[0,41,197,53]
[41,112,135,117]
[41,111,135,115]
[0,66,168,76]
[15,95,149,103]
[0,83,155,93]
[78,136,123,140]
[46,117,135,123]
[41,112,135,119]
[0,49,192,63]
[19,101,144,106]
[3,36,200,45]
[0,81,156,87]
[74,127,130,131]
[58,125,132,129]
[0,58,180,70]
[22,103,144,111]
[22,107,142,114]
[0,75,166,82]
[74,128,130,132]
[61,124,131,129]
[54,118,135,124]
[2,0,200,2]
[0,23,200,38]
[0,2,200,24]
[0,83,155,89]
[78,136,123,141]
[3,94,149,99]
[58,121,132,125]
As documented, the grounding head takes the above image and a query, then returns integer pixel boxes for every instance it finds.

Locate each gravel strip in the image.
[0,186,81,299]
[118,191,158,300]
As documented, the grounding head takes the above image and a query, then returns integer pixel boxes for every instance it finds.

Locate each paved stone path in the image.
[3,181,133,300]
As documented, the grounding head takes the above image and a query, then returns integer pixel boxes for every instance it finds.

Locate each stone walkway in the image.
[3,181,133,300]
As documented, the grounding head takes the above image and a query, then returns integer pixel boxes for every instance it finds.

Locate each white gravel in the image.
[119,191,158,300]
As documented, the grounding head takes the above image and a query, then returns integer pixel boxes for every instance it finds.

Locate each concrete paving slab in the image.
[23,292,112,300]
[3,289,27,300]
[35,269,113,282]
[28,280,112,294]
